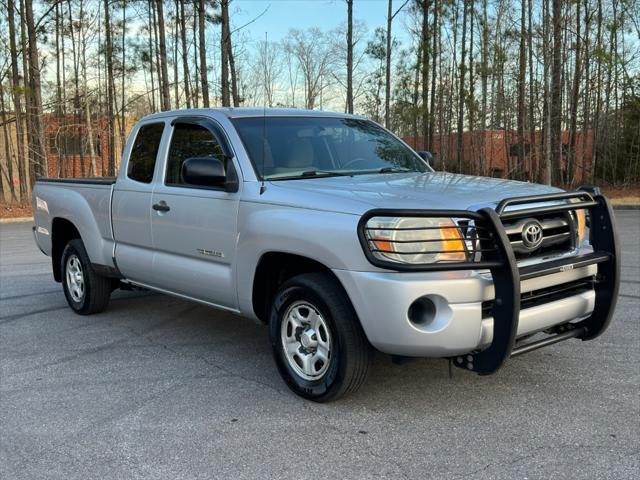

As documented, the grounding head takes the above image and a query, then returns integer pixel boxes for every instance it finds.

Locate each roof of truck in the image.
[139,107,363,122]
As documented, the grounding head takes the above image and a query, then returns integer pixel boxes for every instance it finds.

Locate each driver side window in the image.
[165,123,226,186]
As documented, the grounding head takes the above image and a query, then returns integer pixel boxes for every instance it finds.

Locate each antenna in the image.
[259,32,268,195]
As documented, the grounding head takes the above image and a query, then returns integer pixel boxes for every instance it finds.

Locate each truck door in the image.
[112,121,167,283]
[149,117,241,310]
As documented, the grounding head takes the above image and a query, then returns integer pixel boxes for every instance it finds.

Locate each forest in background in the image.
[0,0,639,204]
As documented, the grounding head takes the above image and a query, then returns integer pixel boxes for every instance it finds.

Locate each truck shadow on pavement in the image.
[102,288,583,409]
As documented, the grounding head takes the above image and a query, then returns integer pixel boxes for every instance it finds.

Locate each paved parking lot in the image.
[1,211,638,479]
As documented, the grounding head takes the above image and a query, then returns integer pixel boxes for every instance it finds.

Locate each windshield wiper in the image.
[300,169,354,177]
[378,167,414,174]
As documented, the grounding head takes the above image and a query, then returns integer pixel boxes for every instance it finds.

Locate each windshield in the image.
[232,117,431,180]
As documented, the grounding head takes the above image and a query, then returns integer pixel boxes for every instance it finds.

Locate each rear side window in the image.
[127,123,165,183]
[165,123,226,186]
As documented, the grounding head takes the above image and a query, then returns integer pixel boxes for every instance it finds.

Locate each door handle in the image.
[152,201,170,212]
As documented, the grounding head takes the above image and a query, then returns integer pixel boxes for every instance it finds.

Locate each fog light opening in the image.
[408,297,437,326]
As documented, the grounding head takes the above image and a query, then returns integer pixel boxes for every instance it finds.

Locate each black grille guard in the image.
[357,187,621,375]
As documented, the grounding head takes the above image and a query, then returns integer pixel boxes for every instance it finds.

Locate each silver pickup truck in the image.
[32,108,620,401]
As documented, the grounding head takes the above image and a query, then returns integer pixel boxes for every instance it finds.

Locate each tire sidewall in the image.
[269,283,345,400]
[61,240,91,313]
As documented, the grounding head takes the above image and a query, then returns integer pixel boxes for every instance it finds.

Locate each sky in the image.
[229,0,412,44]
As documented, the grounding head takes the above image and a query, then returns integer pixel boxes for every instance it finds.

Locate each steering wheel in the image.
[341,157,370,170]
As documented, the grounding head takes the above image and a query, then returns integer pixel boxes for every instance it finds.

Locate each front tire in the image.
[61,239,111,314]
[269,273,370,402]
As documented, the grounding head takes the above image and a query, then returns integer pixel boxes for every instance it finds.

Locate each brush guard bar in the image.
[357,188,620,375]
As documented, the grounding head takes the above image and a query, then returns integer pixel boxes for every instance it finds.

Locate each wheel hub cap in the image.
[280,302,332,380]
[300,328,318,350]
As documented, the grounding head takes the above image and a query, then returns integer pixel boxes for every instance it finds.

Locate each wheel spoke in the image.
[285,340,300,355]
[300,352,315,376]
[315,345,329,364]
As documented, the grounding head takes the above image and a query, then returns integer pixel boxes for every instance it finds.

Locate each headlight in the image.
[575,208,590,248]
[363,216,468,265]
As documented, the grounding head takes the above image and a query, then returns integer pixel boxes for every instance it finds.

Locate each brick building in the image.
[44,113,134,178]
[403,130,593,181]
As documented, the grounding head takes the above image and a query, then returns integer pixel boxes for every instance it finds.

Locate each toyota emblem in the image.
[521,221,544,250]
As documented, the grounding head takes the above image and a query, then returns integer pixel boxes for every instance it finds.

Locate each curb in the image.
[0,217,34,224]
[0,206,638,225]
[612,205,640,210]
[0,204,637,225]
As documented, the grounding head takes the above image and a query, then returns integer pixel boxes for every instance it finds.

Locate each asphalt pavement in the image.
[1,212,638,479]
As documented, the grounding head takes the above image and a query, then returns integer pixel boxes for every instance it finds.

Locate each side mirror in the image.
[417,151,433,167]
[182,157,228,188]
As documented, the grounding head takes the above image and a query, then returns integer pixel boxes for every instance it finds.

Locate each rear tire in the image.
[61,239,111,314]
[269,272,370,402]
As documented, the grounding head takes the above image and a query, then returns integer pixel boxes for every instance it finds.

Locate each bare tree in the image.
[285,28,338,110]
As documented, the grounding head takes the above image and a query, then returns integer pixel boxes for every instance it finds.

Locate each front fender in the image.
[235,202,369,318]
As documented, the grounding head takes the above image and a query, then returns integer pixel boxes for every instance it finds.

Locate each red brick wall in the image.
[403,130,593,181]
[44,114,116,178]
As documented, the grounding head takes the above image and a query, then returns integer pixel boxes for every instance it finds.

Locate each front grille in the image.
[482,277,595,318]
[502,212,575,260]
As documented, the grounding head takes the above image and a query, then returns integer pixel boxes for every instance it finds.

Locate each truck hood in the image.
[267,171,563,215]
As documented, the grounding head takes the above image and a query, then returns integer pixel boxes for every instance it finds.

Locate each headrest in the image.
[284,138,314,168]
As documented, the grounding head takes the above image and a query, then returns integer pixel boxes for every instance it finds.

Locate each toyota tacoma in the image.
[32,109,620,401]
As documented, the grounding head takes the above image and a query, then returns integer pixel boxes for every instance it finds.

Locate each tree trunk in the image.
[156,0,171,111]
[227,36,240,106]
[173,0,180,107]
[221,0,230,107]
[580,0,591,184]
[347,0,354,114]
[456,0,468,173]
[527,0,537,181]
[151,2,163,108]
[550,0,563,185]
[147,0,156,112]
[479,0,488,176]
[8,0,26,200]
[0,87,18,201]
[428,0,439,152]
[567,0,582,186]
[517,0,527,179]
[80,2,97,177]
[385,0,392,127]
[24,0,49,179]
[421,0,430,150]
[198,0,209,107]
[120,2,127,157]
[592,0,602,183]
[104,0,116,176]
[541,0,552,184]
[180,0,192,109]
[19,0,34,184]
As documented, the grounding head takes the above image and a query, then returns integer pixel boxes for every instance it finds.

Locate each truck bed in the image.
[36,177,117,185]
